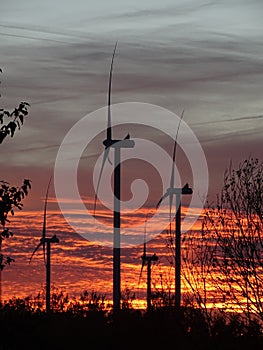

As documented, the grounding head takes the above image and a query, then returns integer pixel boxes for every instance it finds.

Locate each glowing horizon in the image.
[0,204,203,306]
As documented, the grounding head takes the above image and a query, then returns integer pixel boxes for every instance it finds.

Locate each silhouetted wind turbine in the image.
[29,176,59,313]
[139,215,158,311]
[156,111,192,311]
[94,42,135,311]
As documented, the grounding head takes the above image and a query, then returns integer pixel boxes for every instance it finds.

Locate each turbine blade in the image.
[29,242,43,264]
[143,215,147,256]
[170,109,184,189]
[169,192,173,227]
[42,176,52,264]
[107,41,118,141]
[156,191,169,209]
[94,148,110,217]
[107,154,113,165]
[43,241,46,266]
[138,260,146,285]
[139,213,148,285]
[42,176,52,241]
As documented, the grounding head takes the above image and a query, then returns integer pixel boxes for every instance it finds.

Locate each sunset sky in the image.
[0,0,262,304]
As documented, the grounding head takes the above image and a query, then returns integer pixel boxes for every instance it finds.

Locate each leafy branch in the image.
[0,68,30,144]
[0,179,32,270]
[0,67,32,270]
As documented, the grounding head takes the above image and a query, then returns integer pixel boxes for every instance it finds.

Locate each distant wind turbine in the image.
[139,215,158,311]
[156,111,193,311]
[29,176,59,312]
[94,42,135,311]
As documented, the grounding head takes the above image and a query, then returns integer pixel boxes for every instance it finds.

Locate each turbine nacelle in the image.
[103,138,135,149]
[166,183,193,196]
[141,252,158,263]
[50,234,59,244]
[39,234,59,245]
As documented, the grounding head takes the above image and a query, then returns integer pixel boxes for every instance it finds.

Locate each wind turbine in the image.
[29,176,59,313]
[94,42,135,311]
[139,215,158,311]
[156,111,193,311]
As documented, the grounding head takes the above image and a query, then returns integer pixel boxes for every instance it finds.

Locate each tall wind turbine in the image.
[29,176,59,312]
[156,111,193,311]
[94,42,135,311]
[139,216,158,311]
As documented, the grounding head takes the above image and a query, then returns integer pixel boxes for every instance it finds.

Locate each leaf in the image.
[16,120,21,129]
[11,108,19,117]
[21,185,28,196]
[6,256,15,265]
[18,114,24,125]
[6,121,17,137]
[24,179,32,189]
[14,191,21,202]
[0,130,7,144]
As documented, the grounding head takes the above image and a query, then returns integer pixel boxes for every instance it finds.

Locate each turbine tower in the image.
[94,42,135,311]
[29,176,59,312]
[156,111,192,311]
[139,216,158,311]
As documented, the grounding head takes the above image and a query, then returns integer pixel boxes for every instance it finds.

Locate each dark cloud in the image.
[0,0,262,205]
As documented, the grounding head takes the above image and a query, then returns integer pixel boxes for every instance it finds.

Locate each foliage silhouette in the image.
[0,68,30,144]
[0,179,32,269]
[0,67,31,271]
[183,157,263,330]
[0,289,263,349]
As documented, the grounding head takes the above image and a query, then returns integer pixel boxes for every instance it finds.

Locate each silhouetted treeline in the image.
[0,290,263,350]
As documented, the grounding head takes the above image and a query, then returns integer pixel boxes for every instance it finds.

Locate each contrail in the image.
[0,31,70,44]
